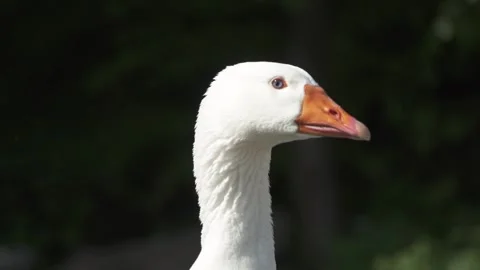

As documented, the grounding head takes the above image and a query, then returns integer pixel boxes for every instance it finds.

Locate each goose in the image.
[191,62,370,270]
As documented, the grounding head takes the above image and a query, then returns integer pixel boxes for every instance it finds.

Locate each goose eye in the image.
[271,78,287,89]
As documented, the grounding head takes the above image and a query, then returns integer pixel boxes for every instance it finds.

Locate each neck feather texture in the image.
[191,137,276,270]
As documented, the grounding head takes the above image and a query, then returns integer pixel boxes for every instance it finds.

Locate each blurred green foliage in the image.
[1,0,479,269]
[372,226,480,270]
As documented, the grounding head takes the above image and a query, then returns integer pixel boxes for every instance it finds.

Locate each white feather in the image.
[191,62,317,270]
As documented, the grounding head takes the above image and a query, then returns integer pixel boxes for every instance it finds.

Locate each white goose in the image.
[191,62,370,270]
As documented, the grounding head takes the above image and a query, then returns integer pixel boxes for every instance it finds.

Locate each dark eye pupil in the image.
[272,79,284,89]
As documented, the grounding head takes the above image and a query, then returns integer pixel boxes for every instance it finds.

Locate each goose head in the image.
[196,61,370,146]
[192,62,370,270]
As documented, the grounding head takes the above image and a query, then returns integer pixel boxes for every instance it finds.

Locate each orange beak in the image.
[295,84,371,141]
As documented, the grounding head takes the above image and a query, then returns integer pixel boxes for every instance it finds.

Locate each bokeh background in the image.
[2,0,480,269]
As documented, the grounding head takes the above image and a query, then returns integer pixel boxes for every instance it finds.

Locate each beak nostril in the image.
[328,108,340,119]
[322,106,341,120]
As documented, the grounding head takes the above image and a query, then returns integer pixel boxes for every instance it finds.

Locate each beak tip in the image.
[355,121,371,141]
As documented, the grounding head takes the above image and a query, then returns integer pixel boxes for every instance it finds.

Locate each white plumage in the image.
[191,62,370,270]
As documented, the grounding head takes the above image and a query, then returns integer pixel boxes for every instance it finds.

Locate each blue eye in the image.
[271,77,287,89]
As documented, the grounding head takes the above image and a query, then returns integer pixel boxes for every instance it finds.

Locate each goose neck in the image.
[192,141,276,270]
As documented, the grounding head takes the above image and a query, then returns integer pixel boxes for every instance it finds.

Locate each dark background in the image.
[2,0,480,269]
